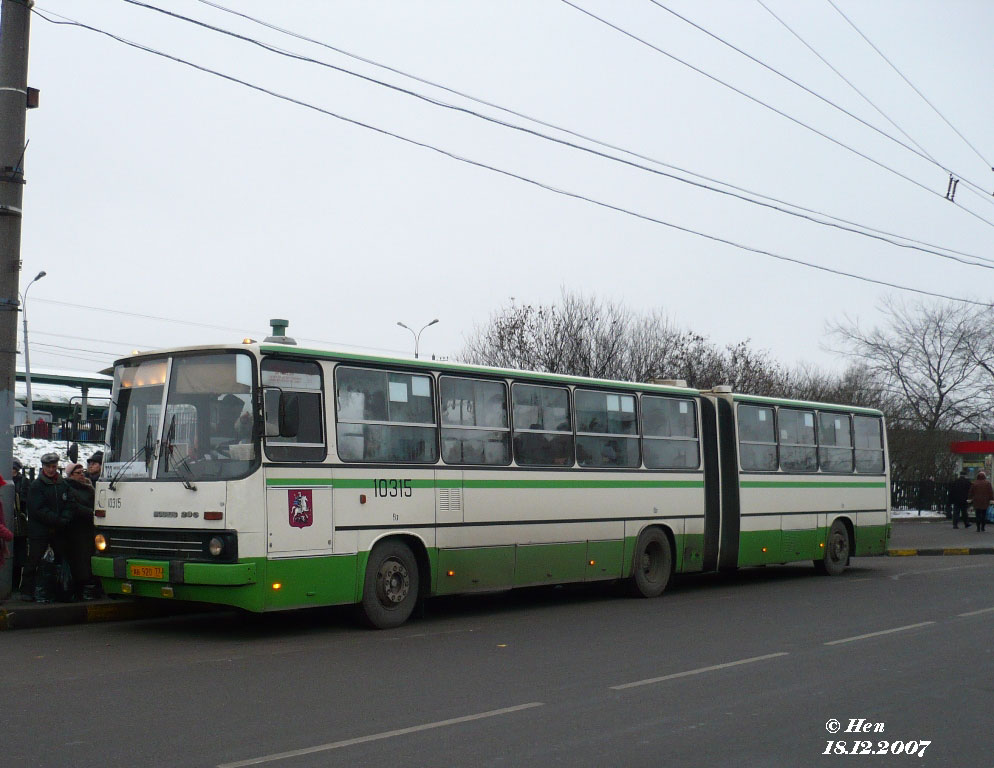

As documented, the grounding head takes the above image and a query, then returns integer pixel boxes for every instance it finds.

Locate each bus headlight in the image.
[95,534,107,552]
[208,537,224,557]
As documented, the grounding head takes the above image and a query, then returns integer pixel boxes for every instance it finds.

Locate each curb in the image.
[888,548,994,557]
[0,598,204,631]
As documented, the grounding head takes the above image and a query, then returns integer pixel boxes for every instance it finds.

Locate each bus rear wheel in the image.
[360,540,419,629]
[815,520,850,576]
[629,528,672,598]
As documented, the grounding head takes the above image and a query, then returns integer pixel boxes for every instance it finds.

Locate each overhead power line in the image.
[826,0,993,172]
[110,0,994,270]
[648,0,994,204]
[31,329,150,350]
[559,0,994,232]
[754,0,933,164]
[33,9,994,309]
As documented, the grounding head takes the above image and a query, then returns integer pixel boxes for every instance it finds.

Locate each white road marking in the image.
[391,627,478,640]
[957,606,994,617]
[217,702,544,767]
[610,652,789,690]
[890,563,990,580]
[824,621,935,645]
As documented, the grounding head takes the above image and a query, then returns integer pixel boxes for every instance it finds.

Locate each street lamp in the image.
[396,318,439,359]
[21,270,46,429]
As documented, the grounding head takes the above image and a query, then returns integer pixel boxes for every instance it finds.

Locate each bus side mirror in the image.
[263,388,299,439]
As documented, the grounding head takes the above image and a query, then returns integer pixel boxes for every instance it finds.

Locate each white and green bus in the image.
[92,337,890,628]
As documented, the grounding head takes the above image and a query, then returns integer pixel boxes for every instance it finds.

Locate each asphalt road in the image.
[5,556,993,768]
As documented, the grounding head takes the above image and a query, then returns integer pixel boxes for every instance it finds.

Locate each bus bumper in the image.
[91,556,262,610]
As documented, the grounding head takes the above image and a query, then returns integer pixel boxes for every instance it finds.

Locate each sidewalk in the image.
[889,514,994,556]
[0,594,206,631]
[3,517,991,631]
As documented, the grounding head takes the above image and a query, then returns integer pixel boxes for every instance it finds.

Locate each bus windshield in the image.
[106,351,258,482]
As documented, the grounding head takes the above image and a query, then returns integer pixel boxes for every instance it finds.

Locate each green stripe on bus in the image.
[463,479,702,489]
[265,478,703,490]
[740,480,887,488]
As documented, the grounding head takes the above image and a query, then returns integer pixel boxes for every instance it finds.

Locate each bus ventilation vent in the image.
[437,487,463,513]
[650,378,688,388]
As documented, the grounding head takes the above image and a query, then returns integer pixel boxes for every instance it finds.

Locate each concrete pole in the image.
[0,0,33,598]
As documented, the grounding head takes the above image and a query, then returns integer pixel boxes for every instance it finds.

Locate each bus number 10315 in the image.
[373,479,413,498]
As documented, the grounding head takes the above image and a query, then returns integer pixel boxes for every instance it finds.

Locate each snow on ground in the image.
[14,436,102,471]
[891,509,946,519]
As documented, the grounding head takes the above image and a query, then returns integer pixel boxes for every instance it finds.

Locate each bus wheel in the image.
[361,540,419,629]
[815,520,850,576]
[629,528,672,598]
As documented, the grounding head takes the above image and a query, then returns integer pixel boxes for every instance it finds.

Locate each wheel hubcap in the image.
[829,531,848,562]
[376,558,410,606]
[641,542,662,583]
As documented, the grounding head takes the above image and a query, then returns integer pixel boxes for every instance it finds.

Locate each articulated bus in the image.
[92,339,890,628]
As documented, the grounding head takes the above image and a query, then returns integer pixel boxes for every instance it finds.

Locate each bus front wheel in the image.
[815,520,850,576]
[629,528,672,598]
[360,540,419,629]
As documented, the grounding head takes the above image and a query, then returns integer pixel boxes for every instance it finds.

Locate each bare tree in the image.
[462,291,793,394]
[830,297,984,432]
[462,291,686,381]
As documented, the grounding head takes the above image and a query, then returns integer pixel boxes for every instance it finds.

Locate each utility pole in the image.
[0,0,34,598]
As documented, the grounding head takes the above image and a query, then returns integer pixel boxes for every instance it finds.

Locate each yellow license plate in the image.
[129,565,164,579]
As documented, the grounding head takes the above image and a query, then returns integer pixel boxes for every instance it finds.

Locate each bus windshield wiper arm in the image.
[164,415,197,491]
[108,424,153,491]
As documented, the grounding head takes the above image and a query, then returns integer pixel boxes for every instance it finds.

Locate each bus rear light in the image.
[204,511,223,521]
[95,509,106,518]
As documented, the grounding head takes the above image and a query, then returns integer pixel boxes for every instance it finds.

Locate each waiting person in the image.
[967,471,994,533]
[85,451,103,484]
[65,463,100,600]
[21,453,71,603]
[10,458,29,593]
[951,469,973,529]
[0,474,13,572]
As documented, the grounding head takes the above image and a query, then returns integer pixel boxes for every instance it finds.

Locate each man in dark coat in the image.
[85,451,103,484]
[951,469,973,529]
[65,462,100,600]
[20,452,72,602]
[968,471,994,533]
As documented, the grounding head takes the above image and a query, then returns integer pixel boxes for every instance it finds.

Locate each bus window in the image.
[641,396,699,469]
[778,408,817,472]
[574,389,639,468]
[737,404,777,471]
[511,383,573,466]
[262,358,326,461]
[439,376,510,465]
[335,366,438,463]
[854,415,884,473]
[818,412,853,473]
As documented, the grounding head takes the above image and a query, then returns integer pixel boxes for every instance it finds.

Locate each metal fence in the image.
[13,418,107,445]
[891,480,951,514]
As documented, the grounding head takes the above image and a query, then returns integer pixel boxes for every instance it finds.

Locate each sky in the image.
[9,0,994,379]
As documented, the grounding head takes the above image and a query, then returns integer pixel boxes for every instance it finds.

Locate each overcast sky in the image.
[11,0,994,378]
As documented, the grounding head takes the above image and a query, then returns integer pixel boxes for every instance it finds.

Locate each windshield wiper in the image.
[108,424,154,491]
[163,415,197,491]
